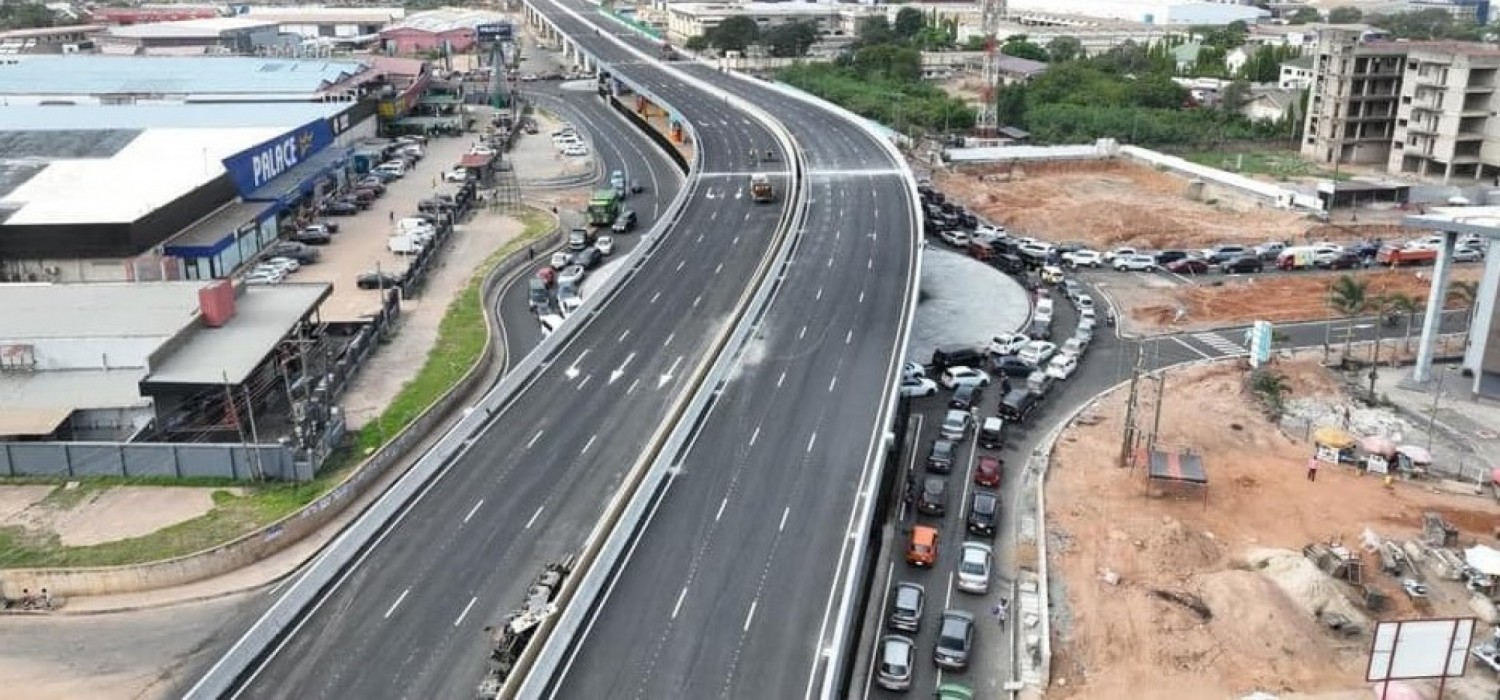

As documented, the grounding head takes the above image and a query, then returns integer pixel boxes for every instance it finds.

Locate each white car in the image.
[956,542,993,594]
[902,361,926,381]
[469,146,496,156]
[557,282,583,316]
[538,313,565,338]
[1062,249,1103,268]
[1059,337,1088,358]
[900,377,939,397]
[563,145,590,157]
[1113,254,1157,272]
[1076,294,1095,311]
[596,236,615,255]
[937,228,970,246]
[973,224,1006,242]
[1045,353,1079,380]
[442,168,470,183]
[243,273,282,285]
[557,264,586,287]
[987,333,1029,356]
[551,251,571,269]
[1454,246,1484,263]
[939,366,991,389]
[1017,340,1057,367]
[1103,247,1139,263]
[1017,241,1051,260]
[263,256,300,273]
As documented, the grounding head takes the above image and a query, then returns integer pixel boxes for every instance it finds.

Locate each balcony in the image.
[1455,131,1485,142]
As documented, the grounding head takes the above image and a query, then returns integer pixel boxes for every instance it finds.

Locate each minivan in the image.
[387,234,426,255]
[931,345,983,373]
[998,389,1039,423]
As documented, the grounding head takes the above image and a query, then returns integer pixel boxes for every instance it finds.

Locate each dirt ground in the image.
[1046,358,1499,700]
[934,161,1415,250]
[1,485,233,548]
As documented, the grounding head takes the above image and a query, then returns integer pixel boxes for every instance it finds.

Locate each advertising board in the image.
[221,119,334,195]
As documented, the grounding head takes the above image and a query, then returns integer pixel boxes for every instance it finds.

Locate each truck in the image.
[586,189,620,227]
[1376,245,1438,266]
[750,173,774,203]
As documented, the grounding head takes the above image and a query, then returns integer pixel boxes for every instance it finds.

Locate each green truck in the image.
[586,189,620,227]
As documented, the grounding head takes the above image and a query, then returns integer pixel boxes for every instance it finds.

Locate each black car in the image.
[1206,245,1250,264]
[612,210,638,233]
[949,383,981,410]
[998,389,1040,423]
[1317,251,1362,270]
[266,242,319,263]
[1154,250,1189,266]
[291,230,331,245]
[571,247,603,269]
[356,271,404,290]
[989,354,1034,377]
[926,439,956,474]
[992,253,1025,274]
[931,345,983,373]
[1220,255,1264,274]
[966,491,998,537]
[917,477,948,517]
[320,201,359,216]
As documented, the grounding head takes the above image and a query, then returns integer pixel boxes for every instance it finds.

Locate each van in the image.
[979,417,1005,449]
[387,234,426,255]
[397,218,435,236]
[528,279,550,313]
[905,525,939,568]
[998,389,1039,423]
[930,345,983,373]
[1276,246,1317,270]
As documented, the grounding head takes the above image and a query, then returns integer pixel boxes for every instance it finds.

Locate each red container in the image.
[199,280,236,328]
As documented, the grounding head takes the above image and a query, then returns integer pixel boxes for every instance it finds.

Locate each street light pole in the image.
[1426,366,1451,453]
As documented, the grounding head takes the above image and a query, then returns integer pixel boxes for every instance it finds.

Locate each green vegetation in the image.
[0,4,72,30]
[0,210,553,569]
[1250,370,1293,420]
[1369,8,1489,41]
[1183,149,1338,181]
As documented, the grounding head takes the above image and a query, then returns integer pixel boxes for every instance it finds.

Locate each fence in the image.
[0,441,303,482]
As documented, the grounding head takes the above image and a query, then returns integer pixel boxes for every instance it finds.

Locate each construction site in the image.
[1044,357,1500,700]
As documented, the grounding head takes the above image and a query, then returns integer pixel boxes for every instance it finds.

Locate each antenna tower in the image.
[976,0,1007,136]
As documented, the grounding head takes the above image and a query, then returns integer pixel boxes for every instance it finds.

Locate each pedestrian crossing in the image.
[1190,331,1247,356]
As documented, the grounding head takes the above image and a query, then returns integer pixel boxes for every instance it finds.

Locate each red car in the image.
[536,267,556,287]
[1166,257,1210,275]
[974,455,1003,488]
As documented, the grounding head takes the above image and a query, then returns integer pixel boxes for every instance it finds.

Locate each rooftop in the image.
[1404,206,1500,237]
[0,55,370,97]
[386,7,508,34]
[0,370,149,436]
[243,6,406,23]
[144,283,331,387]
[103,17,279,39]
[0,24,105,39]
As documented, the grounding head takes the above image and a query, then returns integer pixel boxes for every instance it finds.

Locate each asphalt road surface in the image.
[547,7,920,698]
[225,18,796,700]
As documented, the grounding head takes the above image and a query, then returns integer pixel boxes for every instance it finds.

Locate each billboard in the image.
[221,119,334,195]
[476,22,512,42]
[1366,618,1475,682]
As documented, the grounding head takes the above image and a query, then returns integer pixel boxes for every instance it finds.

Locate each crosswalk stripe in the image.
[1190,332,1247,356]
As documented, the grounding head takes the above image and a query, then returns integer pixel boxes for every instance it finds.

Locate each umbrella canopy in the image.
[1491,466,1500,485]
[1314,426,1356,449]
[1370,681,1425,700]
[1361,436,1398,456]
[1466,545,1500,577]
[1397,445,1433,464]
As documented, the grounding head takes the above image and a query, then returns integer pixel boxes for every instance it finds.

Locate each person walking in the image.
[527,247,534,262]
[388,210,395,223]
[1306,455,1319,482]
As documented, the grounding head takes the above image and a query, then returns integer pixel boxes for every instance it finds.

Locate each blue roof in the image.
[0,103,351,130]
[0,56,371,96]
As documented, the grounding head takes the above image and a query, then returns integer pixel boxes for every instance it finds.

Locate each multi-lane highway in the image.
[226,20,798,700]
[540,4,919,697]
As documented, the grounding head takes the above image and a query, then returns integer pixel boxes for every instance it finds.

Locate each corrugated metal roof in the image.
[387,8,506,34]
[0,55,370,96]
[104,17,278,39]
[0,102,350,130]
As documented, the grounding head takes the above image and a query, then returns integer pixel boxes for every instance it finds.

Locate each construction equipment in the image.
[750,173,774,203]
[478,555,577,698]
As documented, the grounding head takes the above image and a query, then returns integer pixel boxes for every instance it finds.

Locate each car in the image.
[1045,353,1079,380]
[888,582,925,633]
[927,439,956,473]
[319,201,359,216]
[939,366,991,389]
[612,210,638,233]
[469,146,497,156]
[917,476,948,516]
[936,683,975,700]
[940,409,970,440]
[1062,249,1103,268]
[875,635,915,691]
[1114,253,1157,272]
[1205,245,1250,264]
[1059,336,1088,358]
[355,178,386,195]
[978,416,1005,448]
[1154,250,1189,266]
[1454,246,1485,263]
[563,145,589,157]
[902,361,926,381]
[1017,241,1051,263]
[966,492,999,537]
[1317,251,1364,270]
[998,388,1040,423]
[243,272,281,285]
[442,168,470,183]
[974,455,1002,488]
[1103,247,1139,263]
[557,264,585,287]
[571,247,603,269]
[1040,264,1066,285]
[291,229,331,245]
[937,228,970,246]
[1220,255,1265,274]
[933,610,975,670]
[900,376,938,398]
[551,251,572,269]
[1254,241,1287,260]
[538,313,565,338]
[957,542,994,593]
[303,221,338,235]
[1026,369,1056,397]
[1017,340,1057,367]
[266,242,319,263]
[972,224,1005,243]
[948,383,982,411]
[988,333,1029,357]
[258,257,298,274]
[1076,293,1095,312]
[595,236,615,256]
[557,281,583,316]
[989,354,1034,377]
[356,270,404,290]
[1166,257,1210,275]
[906,525,939,567]
[1074,323,1095,344]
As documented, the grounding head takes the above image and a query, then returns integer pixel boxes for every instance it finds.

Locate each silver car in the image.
[940,409,969,441]
[933,610,975,670]
[876,634,915,691]
[888,582,924,632]
[956,542,993,594]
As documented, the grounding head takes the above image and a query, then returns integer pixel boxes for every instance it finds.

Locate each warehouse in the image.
[1007,0,1266,25]
[240,6,405,40]
[96,17,293,55]
[0,54,374,104]
[378,8,509,54]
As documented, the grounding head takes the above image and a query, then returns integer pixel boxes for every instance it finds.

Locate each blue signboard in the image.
[221,119,334,196]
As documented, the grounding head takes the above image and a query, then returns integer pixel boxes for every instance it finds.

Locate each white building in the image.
[664,2,880,42]
[239,6,404,40]
[1007,0,1266,25]
[1279,54,1313,89]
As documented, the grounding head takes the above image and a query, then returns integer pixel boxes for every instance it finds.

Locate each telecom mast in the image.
[976,0,1007,136]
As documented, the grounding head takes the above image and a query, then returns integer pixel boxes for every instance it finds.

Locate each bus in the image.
[586,189,620,226]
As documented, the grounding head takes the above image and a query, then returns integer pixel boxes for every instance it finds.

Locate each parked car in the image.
[956,542,994,593]
[927,439,956,473]
[917,476,948,516]
[357,271,404,290]
[1114,254,1157,272]
[966,493,998,538]
[1017,340,1057,367]
[1166,257,1210,275]
[291,229,331,245]
[933,610,975,670]
[900,376,938,398]
[1045,353,1079,380]
[1453,246,1485,263]
[1220,255,1265,274]
[1059,336,1089,359]
[987,333,1029,356]
[319,201,359,217]
[940,366,991,389]
[442,167,470,183]
[974,455,1002,488]
[949,383,982,411]
[266,242,319,263]
[888,582,925,633]
[1062,249,1103,268]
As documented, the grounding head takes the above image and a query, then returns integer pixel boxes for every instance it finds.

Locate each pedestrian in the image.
[389,210,395,223]
[527,247,534,261]
[1306,456,1319,482]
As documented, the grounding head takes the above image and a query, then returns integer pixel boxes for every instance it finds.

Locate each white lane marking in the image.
[576,374,592,391]
[526,506,545,530]
[676,259,686,271]
[609,352,636,384]
[527,430,544,449]
[749,426,760,446]
[715,497,728,522]
[692,294,701,309]
[743,600,758,632]
[779,506,790,532]
[867,258,874,270]
[663,332,675,348]
[777,371,786,387]
[713,263,722,276]
[944,572,954,608]
[463,500,484,524]
[581,434,597,455]
[828,375,838,392]
[816,287,823,301]
[659,355,683,388]
[650,291,661,304]
[384,588,409,619]
[1170,335,1212,359]
[827,256,834,268]
[858,291,864,304]
[618,329,630,343]
[862,562,897,700]
[732,235,740,246]
[806,431,817,453]
[627,378,640,394]
[799,326,807,340]
[672,586,688,620]
[454,596,477,627]
[845,330,853,345]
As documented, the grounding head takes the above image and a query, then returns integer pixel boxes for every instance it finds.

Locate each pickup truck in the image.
[1376,246,1438,266]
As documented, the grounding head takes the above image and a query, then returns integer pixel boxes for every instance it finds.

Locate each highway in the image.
[228,17,797,700]
[544,4,920,697]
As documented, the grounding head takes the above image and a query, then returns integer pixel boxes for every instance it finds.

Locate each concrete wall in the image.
[0,441,304,481]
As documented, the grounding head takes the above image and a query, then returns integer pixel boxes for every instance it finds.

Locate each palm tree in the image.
[1328,274,1369,359]
[1384,291,1419,353]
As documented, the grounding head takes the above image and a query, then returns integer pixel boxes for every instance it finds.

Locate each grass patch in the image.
[0,209,554,570]
[1183,149,1351,181]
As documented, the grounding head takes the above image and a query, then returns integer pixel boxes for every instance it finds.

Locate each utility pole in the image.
[1119,344,1147,470]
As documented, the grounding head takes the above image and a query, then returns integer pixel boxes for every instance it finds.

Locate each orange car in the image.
[906,525,939,568]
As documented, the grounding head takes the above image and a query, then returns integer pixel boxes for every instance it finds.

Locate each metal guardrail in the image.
[507,3,807,697]
[180,65,708,700]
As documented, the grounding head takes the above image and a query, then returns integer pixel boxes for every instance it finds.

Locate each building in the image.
[0,54,373,104]
[238,6,405,40]
[1408,0,1491,24]
[96,17,291,56]
[0,24,104,55]
[378,7,509,54]
[1242,87,1301,122]
[87,4,223,26]
[1006,0,1266,25]
[1280,54,1314,89]
[664,2,875,43]
[1301,28,1500,182]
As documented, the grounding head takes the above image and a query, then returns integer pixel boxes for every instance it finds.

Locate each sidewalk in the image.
[1374,366,1499,484]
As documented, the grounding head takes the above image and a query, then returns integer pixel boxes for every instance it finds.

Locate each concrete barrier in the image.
[0,223,562,602]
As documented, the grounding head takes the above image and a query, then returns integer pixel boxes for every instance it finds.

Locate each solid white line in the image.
[715,497,728,522]
[816,287,823,301]
[663,332,675,347]
[463,499,484,523]
[799,326,807,340]
[581,434,597,454]
[779,506,790,532]
[618,329,630,343]
[650,291,661,304]
[777,371,786,387]
[1170,335,1212,360]
[672,586,688,620]
[744,600,758,632]
[454,596,477,627]
[526,506,545,530]
[384,588,409,619]
[527,430,544,449]
[676,259,686,271]
[807,432,817,453]
[861,562,896,700]
[828,375,838,392]
[692,294,701,308]
[944,572,954,608]
[576,374,591,390]
[749,426,760,446]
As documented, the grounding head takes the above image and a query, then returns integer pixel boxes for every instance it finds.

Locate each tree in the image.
[1328,274,1370,358]
[961,35,988,51]
[1288,7,1322,24]
[706,16,759,53]
[1327,6,1363,23]
[1368,8,1484,40]
[1383,291,1419,353]
[894,7,925,40]
[0,3,63,29]
[856,15,894,46]
[763,21,818,58]
[851,44,922,82]
[1192,45,1228,77]
[685,35,709,52]
[1001,36,1049,62]
[1047,36,1084,63]
[1238,44,1295,83]
[996,83,1027,126]
[1219,80,1251,115]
